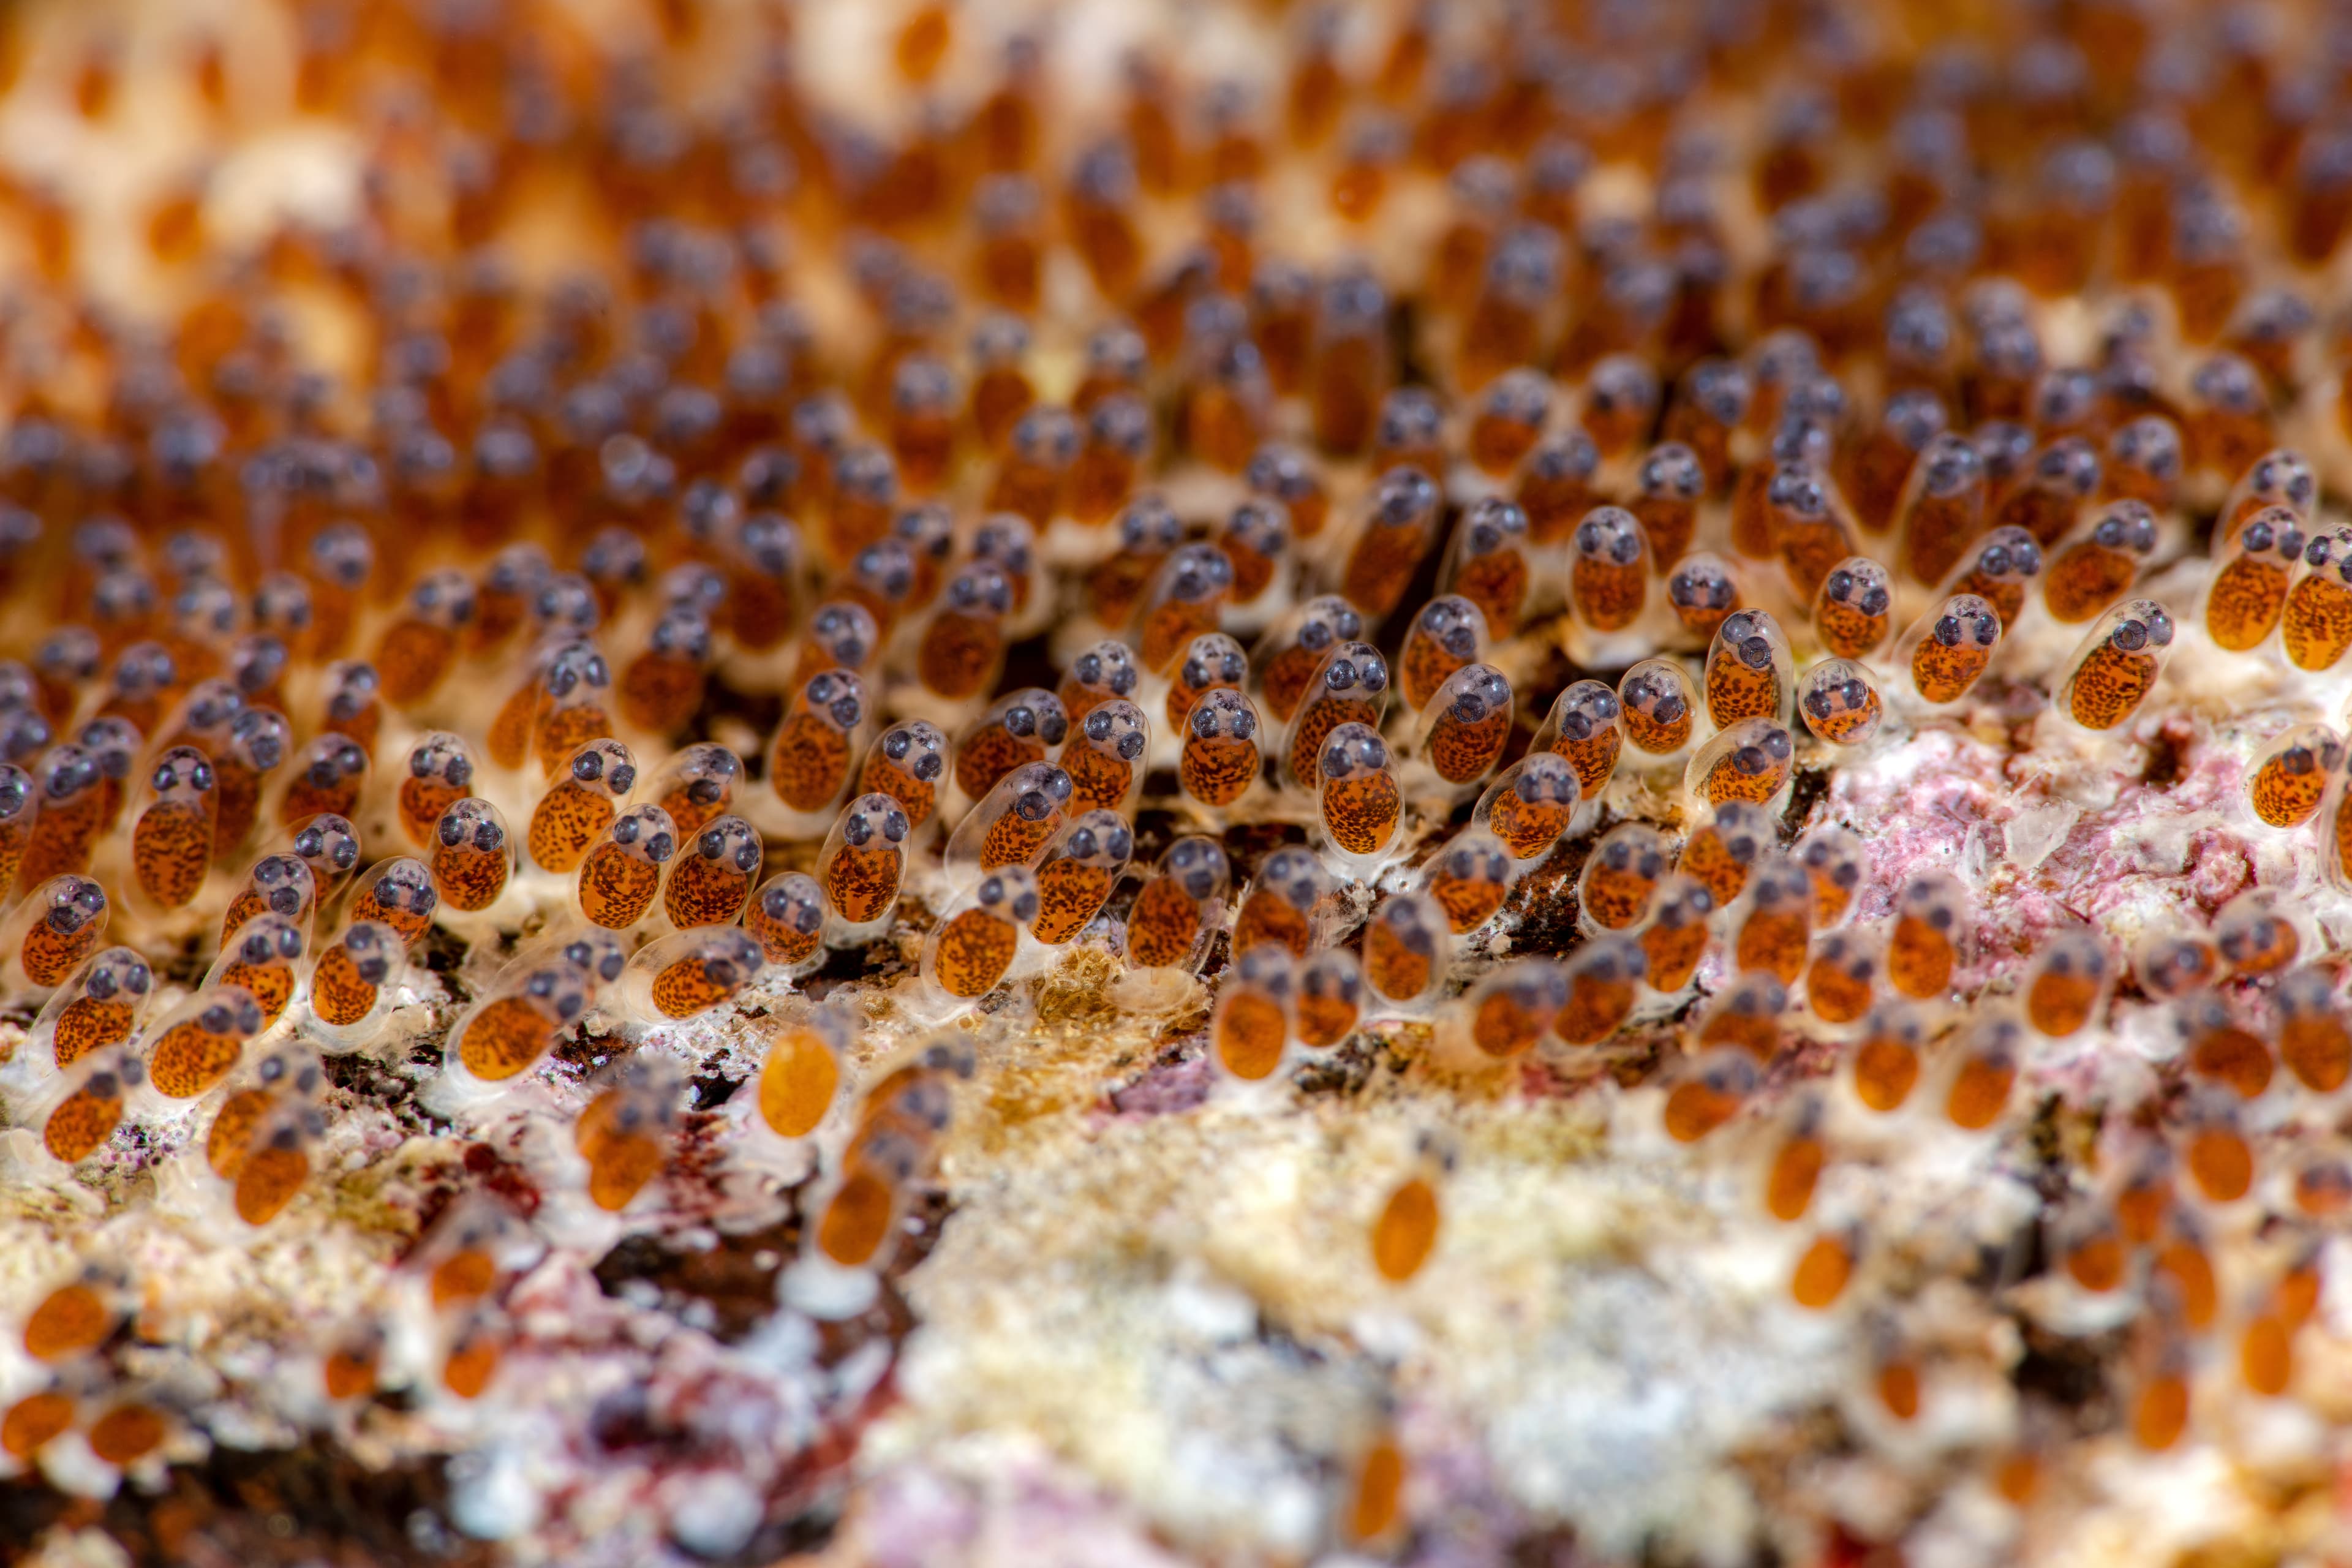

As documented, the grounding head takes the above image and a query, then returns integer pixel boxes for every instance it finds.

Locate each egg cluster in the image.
[4,0,2352,1559]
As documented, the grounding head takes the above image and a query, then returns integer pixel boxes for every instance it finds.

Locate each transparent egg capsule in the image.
[1059,639,1142,725]
[2275,967,2351,1093]
[466,544,551,657]
[1802,928,1880,1024]
[2203,505,2303,652]
[753,1005,855,1143]
[1662,1049,1760,1144]
[373,568,475,707]
[1283,641,1390,790]
[276,730,369,831]
[1158,686,1258,810]
[946,761,1072,880]
[735,871,822,973]
[1694,970,1789,1061]
[1811,557,1894,660]
[127,745,215,911]
[30,946,151,1071]
[1450,958,1565,1061]
[1729,859,1814,986]
[971,511,1040,617]
[1846,1001,1926,1112]
[1125,837,1230,973]
[1798,660,1884,746]
[343,856,436,948]
[1887,869,1970,999]
[1934,524,2043,632]
[921,866,1038,1001]
[1397,597,1487,714]
[1562,505,1653,641]
[95,641,175,736]
[1704,608,1794,727]
[1216,499,1289,609]
[1667,551,1741,642]
[154,676,241,755]
[1790,824,1866,929]
[663,813,761,930]
[187,708,276,869]
[1338,465,1442,622]
[2135,925,2222,1001]
[790,600,881,693]
[1677,800,1774,908]
[1085,494,1182,631]
[1069,393,1152,525]
[2214,889,2304,978]
[1027,811,1134,946]
[818,793,911,937]
[614,607,712,738]
[315,660,382,757]
[2182,992,2277,1104]
[954,688,1069,803]
[1765,464,1860,601]
[2056,598,2175,732]
[449,963,589,1085]
[1551,932,1643,1046]
[1251,594,1366,726]
[639,742,740,842]
[1609,658,1694,760]
[572,1057,684,1213]
[1138,543,1238,674]
[2101,413,2181,510]
[766,667,869,819]
[17,744,104,892]
[627,925,768,1022]
[526,739,633,875]
[428,797,514,915]
[139,984,265,1101]
[1283,946,1360,1052]
[1414,664,1512,788]
[2021,928,2112,1038]
[1687,717,1796,809]
[1575,824,1668,933]
[1404,827,1505,936]
[574,805,677,930]
[1063,698,1147,817]
[0,761,29,894]
[1358,892,1448,1015]
[75,717,140,834]
[4,875,108,995]
[1441,496,1532,639]
[207,1063,330,1227]
[1245,442,1330,544]
[1839,386,1947,536]
[1473,752,1581,861]
[1318,724,1403,870]
[498,638,615,778]
[34,1047,142,1164]
[1464,369,1555,480]
[2043,499,2158,624]
[1895,593,2003,706]
[2282,526,2352,671]
[1893,432,1988,586]
[1213,945,1296,1082]
[2247,723,2341,829]
[307,920,404,1038]
[1233,846,1335,959]
[204,911,306,1027]
[984,404,1077,529]
[1531,679,1621,799]
[1618,445,1702,573]
[1166,633,1250,732]
[2221,448,2316,536]
[1517,431,1605,546]
[1988,435,2100,548]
